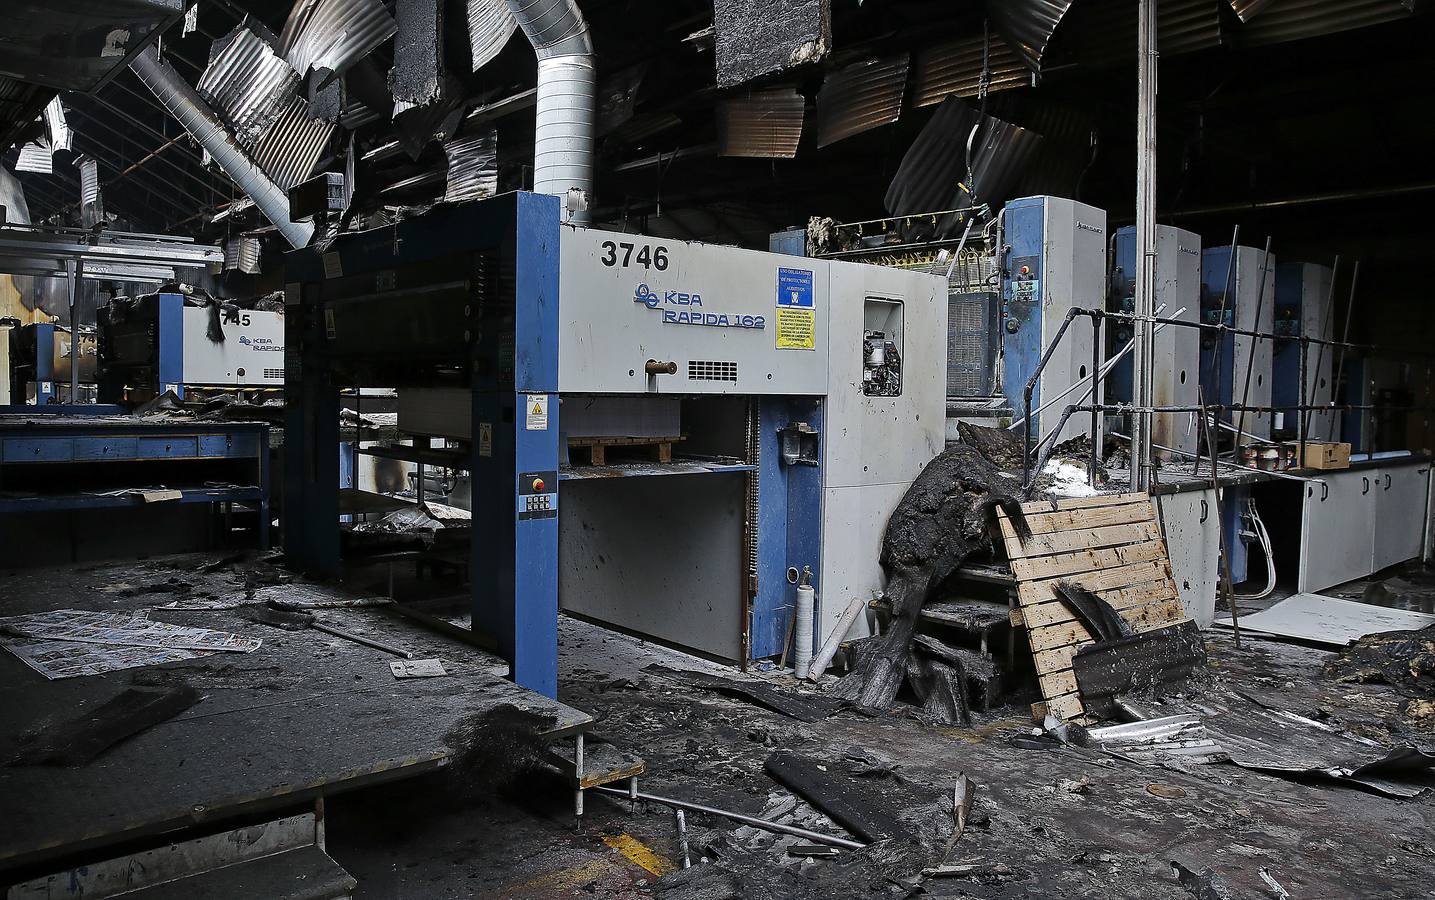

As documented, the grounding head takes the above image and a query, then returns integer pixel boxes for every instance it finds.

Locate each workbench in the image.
[0,414,271,553]
[0,554,592,883]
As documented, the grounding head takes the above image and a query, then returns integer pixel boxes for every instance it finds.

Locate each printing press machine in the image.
[282,192,947,696]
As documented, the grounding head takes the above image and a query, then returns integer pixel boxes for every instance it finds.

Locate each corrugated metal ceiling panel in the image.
[815,55,909,148]
[985,0,1076,72]
[912,36,1029,108]
[280,0,398,78]
[1227,0,1276,22]
[15,141,52,174]
[467,0,518,71]
[1234,0,1416,46]
[196,27,300,147]
[1052,0,1223,68]
[249,96,335,190]
[718,87,805,158]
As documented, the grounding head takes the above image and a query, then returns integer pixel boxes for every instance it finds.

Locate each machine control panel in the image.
[518,470,557,520]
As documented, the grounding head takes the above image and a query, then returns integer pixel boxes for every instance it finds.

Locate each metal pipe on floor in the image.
[591,786,865,850]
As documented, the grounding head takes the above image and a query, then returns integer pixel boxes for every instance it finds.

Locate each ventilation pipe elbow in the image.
[505,0,595,224]
[130,46,315,249]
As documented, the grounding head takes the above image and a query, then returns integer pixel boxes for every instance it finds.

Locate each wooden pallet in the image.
[996,492,1189,723]
[567,435,685,465]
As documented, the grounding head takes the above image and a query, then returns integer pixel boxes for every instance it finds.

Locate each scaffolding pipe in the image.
[591,786,865,850]
[1132,0,1159,490]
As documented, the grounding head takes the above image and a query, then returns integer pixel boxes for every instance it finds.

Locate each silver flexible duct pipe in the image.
[130,47,315,249]
[505,0,595,224]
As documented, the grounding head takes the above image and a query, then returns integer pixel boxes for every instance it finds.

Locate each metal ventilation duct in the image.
[984,0,1076,73]
[718,87,805,158]
[815,55,909,148]
[505,0,596,224]
[885,97,1042,237]
[912,37,1028,108]
[77,155,103,228]
[444,128,499,202]
[468,0,519,71]
[1234,0,1416,46]
[280,0,397,81]
[130,47,314,249]
[196,27,300,146]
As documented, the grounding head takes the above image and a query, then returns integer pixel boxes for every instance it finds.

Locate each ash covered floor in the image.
[324,606,1435,899]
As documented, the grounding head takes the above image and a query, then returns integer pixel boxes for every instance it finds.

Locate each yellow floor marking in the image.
[601,832,674,876]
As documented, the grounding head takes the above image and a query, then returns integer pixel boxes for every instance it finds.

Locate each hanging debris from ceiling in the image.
[814,54,909,148]
[466,0,517,72]
[390,0,445,107]
[223,235,262,274]
[42,97,71,153]
[15,142,52,174]
[76,155,104,228]
[911,35,1028,108]
[713,0,831,89]
[983,0,1076,74]
[596,63,647,137]
[717,86,805,158]
[443,128,498,203]
[196,27,300,146]
[884,96,1043,237]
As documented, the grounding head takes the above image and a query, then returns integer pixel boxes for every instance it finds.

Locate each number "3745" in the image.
[600,240,669,270]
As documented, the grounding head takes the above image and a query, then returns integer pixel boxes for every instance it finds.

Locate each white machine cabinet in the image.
[1299,462,1429,593]
[1372,462,1431,572]
[1156,487,1218,627]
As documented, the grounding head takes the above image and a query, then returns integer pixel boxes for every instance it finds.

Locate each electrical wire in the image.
[1232,497,1276,600]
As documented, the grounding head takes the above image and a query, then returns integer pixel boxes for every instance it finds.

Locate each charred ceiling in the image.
[0,0,1428,266]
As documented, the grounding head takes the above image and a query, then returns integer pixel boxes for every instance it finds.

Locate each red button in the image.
[532,477,545,492]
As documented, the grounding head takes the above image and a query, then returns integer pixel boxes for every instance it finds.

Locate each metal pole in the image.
[65,257,80,402]
[1331,260,1361,447]
[591,785,865,851]
[1302,256,1340,442]
[1132,0,1159,491]
[1211,226,1241,448]
[1200,386,1240,647]
[1233,235,1274,450]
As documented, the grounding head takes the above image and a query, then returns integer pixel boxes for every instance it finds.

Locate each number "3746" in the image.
[600,240,669,270]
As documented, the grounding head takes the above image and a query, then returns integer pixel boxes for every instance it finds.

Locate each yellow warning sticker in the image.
[775,307,815,350]
[525,393,548,431]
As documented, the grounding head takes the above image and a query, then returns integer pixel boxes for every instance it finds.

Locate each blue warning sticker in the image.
[777,267,814,309]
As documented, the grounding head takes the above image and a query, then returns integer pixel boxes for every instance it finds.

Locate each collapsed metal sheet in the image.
[392,77,469,159]
[1215,593,1435,647]
[718,87,805,158]
[815,55,909,148]
[391,0,445,106]
[713,0,831,89]
[248,96,335,190]
[467,0,518,71]
[280,0,397,81]
[884,97,1043,235]
[223,235,262,274]
[43,97,70,153]
[984,0,1076,73]
[15,142,52,174]
[1234,0,1417,46]
[196,27,300,146]
[443,128,498,203]
[912,36,1029,108]
[0,0,183,93]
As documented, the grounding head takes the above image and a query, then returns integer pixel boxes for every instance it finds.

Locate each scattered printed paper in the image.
[0,609,260,680]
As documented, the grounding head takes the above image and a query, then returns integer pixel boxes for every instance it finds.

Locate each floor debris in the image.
[6,685,200,766]
[647,665,842,723]
[1217,592,1435,646]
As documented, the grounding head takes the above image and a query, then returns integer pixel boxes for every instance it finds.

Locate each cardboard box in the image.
[1301,441,1351,470]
